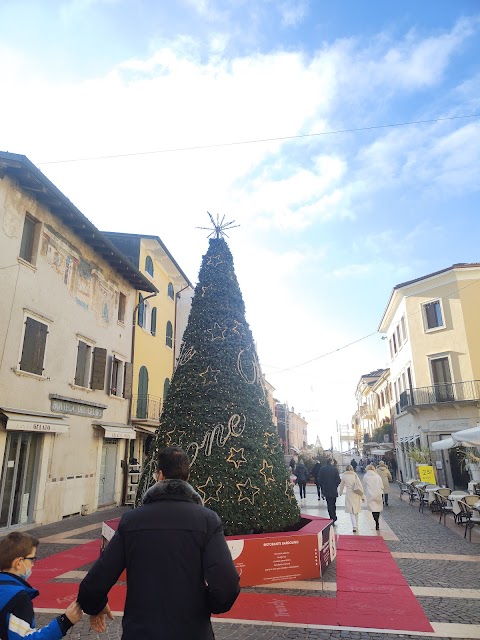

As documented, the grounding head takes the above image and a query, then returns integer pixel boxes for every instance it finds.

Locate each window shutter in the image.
[74,341,87,386]
[20,318,47,375]
[91,347,107,390]
[151,307,157,336]
[124,362,133,399]
[138,293,144,328]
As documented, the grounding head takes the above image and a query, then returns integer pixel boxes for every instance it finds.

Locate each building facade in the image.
[379,263,480,488]
[104,233,192,469]
[0,152,156,527]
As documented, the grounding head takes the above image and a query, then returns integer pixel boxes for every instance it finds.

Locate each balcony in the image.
[131,395,163,422]
[399,381,480,413]
[359,405,375,419]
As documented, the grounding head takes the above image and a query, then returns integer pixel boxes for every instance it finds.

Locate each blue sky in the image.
[1,0,479,447]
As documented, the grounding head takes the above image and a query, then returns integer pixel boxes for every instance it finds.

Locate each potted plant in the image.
[407,446,431,465]
[458,447,480,482]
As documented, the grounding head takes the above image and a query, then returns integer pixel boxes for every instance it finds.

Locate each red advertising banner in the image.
[103,515,334,588]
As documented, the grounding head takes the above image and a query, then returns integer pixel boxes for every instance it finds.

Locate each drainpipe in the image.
[122,291,157,505]
[173,284,191,372]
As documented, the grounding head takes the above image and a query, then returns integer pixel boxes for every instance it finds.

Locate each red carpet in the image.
[33,535,433,632]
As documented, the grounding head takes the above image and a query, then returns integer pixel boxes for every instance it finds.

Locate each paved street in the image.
[26,480,480,639]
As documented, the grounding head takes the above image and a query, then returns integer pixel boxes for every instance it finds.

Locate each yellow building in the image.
[379,263,480,488]
[105,233,193,470]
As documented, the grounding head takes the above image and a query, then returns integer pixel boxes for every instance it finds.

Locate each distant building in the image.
[379,263,480,488]
[354,369,387,442]
[0,151,156,527]
[288,407,308,453]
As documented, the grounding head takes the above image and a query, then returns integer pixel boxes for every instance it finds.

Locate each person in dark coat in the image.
[351,458,357,472]
[295,458,308,500]
[311,460,323,499]
[318,458,341,522]
[77,446,240,640]
[289,457,296,473]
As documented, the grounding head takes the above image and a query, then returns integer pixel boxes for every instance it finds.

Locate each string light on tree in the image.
[197,477,223,505]
[236,478,260,505]
[226,447,247,469]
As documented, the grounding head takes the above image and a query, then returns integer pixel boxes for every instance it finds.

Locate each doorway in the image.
[0,432,41,529]
[448,446,470,490]
[98,439,118,505]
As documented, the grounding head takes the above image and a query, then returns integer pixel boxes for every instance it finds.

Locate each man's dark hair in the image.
[157,446,190,480]
[0,532,39,571]
[326,458,333,465]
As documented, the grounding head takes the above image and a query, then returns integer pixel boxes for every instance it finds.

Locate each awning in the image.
[134,425,158,435]
[371,449,390,455]
[431,426,480,451]
[0,408,69,433]
[398,435,419,444]
[432,437,456,451]
[93,421,136,440]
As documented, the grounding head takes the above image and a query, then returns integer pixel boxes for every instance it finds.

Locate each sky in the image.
[1,0,480,449]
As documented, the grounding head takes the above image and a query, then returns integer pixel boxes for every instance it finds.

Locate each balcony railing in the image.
[131,395,163,421]
[399,380,480,411]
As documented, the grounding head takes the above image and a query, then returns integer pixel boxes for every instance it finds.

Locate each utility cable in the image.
[37,113,480,165]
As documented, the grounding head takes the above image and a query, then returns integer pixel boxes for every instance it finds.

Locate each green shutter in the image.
[91,347,107,390]
[74,341,87,386]
[20,317,47,375]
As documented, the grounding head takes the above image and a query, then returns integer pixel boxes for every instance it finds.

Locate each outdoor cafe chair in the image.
[407,483,419,504]
[417,484,434,513]
[435,492,455,525]
[399,481,410,500]
[458,500,480,542]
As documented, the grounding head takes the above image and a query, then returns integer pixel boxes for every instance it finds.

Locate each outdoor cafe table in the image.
[447,491,469,515]
[425,485,440,504]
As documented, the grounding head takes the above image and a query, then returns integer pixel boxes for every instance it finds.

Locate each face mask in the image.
[19,561,32,581]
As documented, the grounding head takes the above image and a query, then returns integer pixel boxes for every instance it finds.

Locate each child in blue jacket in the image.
[0,532,82,639]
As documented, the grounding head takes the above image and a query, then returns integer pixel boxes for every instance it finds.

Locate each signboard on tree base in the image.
[101,514,334,588]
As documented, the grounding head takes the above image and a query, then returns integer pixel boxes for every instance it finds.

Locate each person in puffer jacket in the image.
[0,532,82,640]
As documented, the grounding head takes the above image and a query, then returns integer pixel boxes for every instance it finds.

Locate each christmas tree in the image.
[136,215,300,535]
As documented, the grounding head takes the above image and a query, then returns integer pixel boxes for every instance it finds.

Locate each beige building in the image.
[379,263,480,488]
[288,407,308,453]
[0,151,155,527]
[354,369,387,442]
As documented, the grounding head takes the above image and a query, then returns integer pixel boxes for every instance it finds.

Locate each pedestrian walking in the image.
[351,458,358,472]
[362,464,384,530]
[311,459,323,500]
[339,464,364,532]
[0,531,83,640]
[78,446,240,640]
[377,460,393,505]
[318,458,341,522]
[289,457,296,473]
[295,458,308,500]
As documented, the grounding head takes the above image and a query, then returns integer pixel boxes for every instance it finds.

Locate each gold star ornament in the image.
[260,460,274,485]
[197,477,223,505]
[226,447,247,469]
[236,478,260,505]
[199,365,220,385]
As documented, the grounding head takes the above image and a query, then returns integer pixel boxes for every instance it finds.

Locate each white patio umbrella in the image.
[431,426,480,450]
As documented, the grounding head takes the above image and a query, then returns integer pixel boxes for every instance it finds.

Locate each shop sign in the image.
[418,465,436,483]
[51,399,103,418]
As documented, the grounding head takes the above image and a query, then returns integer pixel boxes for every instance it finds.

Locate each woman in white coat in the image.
[338,464,364,532]
[362,464,384,530]
[376,460,393,506]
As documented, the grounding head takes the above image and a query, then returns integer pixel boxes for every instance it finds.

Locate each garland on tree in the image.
[136,215,300,535]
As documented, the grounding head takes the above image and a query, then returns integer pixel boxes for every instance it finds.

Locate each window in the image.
[151,307,157,336]
[118,293,126,323]
[145,256,154,277]
[396,325,401,350]
[90,347,107,390]
[143,300,150,333]
[423,300,444,331]
[19,316,48,375]
[389,338,394,360]
[110,356,125,397]
[138,293,145,328]
[430,355,453,401]
[167,282,174,300]
[74,340,93,387]
[392,332,397,354]
[163,377,170,401]
[400,316,407,343]
[166,321,173,348]
[19,215,39,264]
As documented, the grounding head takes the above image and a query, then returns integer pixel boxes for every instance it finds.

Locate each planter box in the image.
[102,514,335,588]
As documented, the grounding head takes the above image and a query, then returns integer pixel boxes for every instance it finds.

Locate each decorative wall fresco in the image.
[40,227,118,325]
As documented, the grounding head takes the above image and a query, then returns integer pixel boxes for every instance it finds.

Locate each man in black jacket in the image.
[77,446,240,640]
[318,458,341,522]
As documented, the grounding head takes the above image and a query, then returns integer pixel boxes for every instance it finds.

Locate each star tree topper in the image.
[197,212,240,239]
